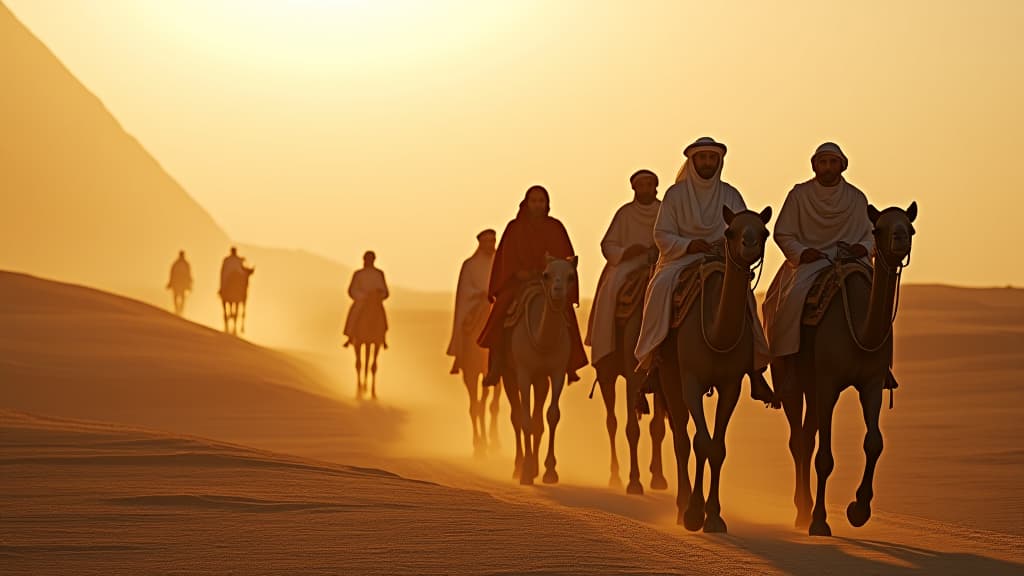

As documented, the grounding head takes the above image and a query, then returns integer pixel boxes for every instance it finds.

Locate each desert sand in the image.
[2,271,1021,575]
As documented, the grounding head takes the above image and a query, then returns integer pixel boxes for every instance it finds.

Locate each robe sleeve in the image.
[773,188,810,266]
[600,208,626,266]
[653,187,691,261]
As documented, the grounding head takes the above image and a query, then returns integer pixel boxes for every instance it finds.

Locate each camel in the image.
[594,248,670,495]
[504,255,579,485]
[220,267,254,335]
[451,301,502,457]
[659,206,772,533]
[778,202,917,537]
[351,339,382,400]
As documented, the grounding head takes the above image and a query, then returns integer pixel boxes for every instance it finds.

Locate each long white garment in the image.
[762,178,874,357]
[635,159,765,367]
[446,249,493,369]
[586,199,661,366]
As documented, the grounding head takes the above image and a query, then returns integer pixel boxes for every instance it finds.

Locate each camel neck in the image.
[859,256,899,350]
[709,253,750,351]
[537,294,567,349]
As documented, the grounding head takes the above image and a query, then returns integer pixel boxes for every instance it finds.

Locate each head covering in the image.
[476,229,496,241]
[629,169,658,185]
[517,185,550,218]
[683,136,728,158]
[811,142,849,170]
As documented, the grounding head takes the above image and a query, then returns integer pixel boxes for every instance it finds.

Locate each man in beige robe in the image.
[586,170,662,369]
[344,251,390,348]
[447,230,497,377]
[762,142,879,390]
[635,137,775,404]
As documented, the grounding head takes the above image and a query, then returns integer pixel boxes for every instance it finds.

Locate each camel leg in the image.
[222,301,229,333]
[487,383,501,452]
[503,376,523,480]
[624,375,644,495]
[353,344,364,396]
[370,344,379,399]
[516,365,535,485]
[532,378,550,479]
[362,344,371,394]
[463,371,483,457]
[659,337,692,525]
[847,382,884,528]
[782,385,815,529]
[596,368,622,489]
[649,393,669,491]
[682,375,711,532]
[543,372,566,484]
[810,384,839,537]
[703,379,741,534]
[240,302,246,334]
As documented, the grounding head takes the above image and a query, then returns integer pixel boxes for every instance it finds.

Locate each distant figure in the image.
[166,250,193,316]
[447,229,501,456]
[763,142,916,535]
[344,251,389,399]
[219,247,255,335]
[586,169,670,495]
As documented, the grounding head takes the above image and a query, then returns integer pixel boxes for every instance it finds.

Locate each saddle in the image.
[504,281,544,328]
[671,254,726,328]
[614,265,652,326]
[802,257,872,327]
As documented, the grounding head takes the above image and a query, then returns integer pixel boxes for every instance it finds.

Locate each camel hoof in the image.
[520,474,534,486]
[543,469,559,485]
[703,515,728,534]
[847,500,871,527]
[683,506,706,532]
[512,464,522,480]
[626,480,644,496]
[794,510,812,530]
[809,519,832,537]
[650,474,669,491]
[609,475,623,489]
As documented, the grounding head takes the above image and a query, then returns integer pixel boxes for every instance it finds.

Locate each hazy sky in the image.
[8,0,1023,292]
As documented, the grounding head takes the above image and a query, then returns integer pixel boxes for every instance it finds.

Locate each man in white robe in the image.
[344,251,390,348]
[586,169,661,368]
[635,137,775,404]
[447,230,497,376]
[762,142,897,391]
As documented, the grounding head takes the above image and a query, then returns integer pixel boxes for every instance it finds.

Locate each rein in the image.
[524,278,570,353]
[698,241,759,355]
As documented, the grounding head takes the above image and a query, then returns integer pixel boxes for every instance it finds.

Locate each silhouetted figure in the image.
[344,251,389,399]
[586,170,670,494]
[447,229,501,457]
[219,247,254,335]
[636,137,774,534]
[478,186,587,484]
[166,250,193,316]
[763,142,916,536]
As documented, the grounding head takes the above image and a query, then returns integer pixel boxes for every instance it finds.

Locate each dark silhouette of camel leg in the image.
[703,379,740,533]
[487,383,501,452]
[240,301,246,334]
[353,343,364,397]
[370,343,379,399]
[222,301,229,333]
[659,334,693,524]
[596,365,621,489]
[463,371,483,456]
[543,373,565,484]
[649,393,669,491]
[503,375,523,480]
[781,359,814,529]
[848,382,884,528]
[516,365,535,485]
[625,375,644,495]
[531,378,549,484]
[683,373,712,532]
[810,384,839,537]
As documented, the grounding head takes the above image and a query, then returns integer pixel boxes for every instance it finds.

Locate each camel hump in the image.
[802,261,872,327]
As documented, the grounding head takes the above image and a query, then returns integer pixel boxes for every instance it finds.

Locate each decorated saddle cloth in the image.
[802,259,873,327]
[614,265,652,326]
[504,281,545,329]
[671,255,726,329]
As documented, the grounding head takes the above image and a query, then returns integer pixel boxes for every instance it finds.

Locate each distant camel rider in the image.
[167,250,193,315]
[343,251,390,349]
[219,247,247,298]
[478,185,588,387]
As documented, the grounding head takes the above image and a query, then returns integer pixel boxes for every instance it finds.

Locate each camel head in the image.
[542,253,579,307]
[868,202,917,267]
[722,206,772,267]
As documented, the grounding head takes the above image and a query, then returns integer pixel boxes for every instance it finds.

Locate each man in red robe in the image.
[479,185,588,386]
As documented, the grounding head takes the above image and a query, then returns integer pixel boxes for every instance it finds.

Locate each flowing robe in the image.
[447,249,493,375]
[344,267,390,345]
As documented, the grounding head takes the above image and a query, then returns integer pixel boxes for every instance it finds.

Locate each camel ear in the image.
[544,252,555,264]
[906,201,918,223]
[722,205,736,225]
[758,206,773,225]
[867,204,882,225]
[570,255,579,269]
